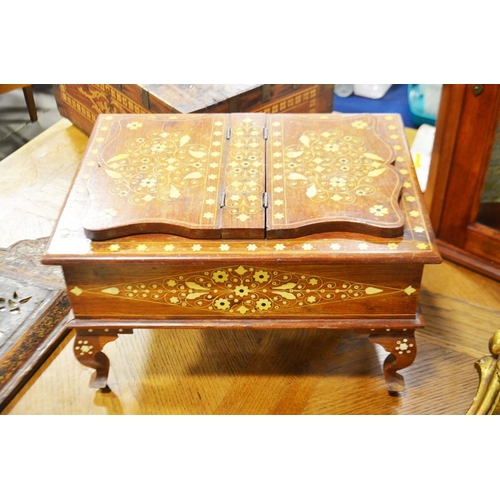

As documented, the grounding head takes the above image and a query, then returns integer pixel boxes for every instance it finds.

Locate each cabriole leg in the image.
[73,328,132,389]
[368,330,417,394]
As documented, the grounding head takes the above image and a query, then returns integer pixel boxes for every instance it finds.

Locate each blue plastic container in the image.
[408,84,443,127]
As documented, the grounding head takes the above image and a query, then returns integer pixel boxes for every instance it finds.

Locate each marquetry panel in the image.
[220,114,267,238]
[266,114,404,238]
[61,262,422,321]
[83,114,228,240]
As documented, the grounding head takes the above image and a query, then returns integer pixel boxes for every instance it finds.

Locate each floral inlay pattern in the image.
[82,115,229,237]
[266,114,405,235]
[98,118,224,208]
[395,338,414,354]
[74,339,94,356]
[271,116,396,207]
[72,265,415,315]
[224,116,266,224]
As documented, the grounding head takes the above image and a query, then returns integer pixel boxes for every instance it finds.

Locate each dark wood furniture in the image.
[54,84,334,136]
[0,84,38,122]
[42,112,441,395]
[425,84,500,281]
[0,238,71,410]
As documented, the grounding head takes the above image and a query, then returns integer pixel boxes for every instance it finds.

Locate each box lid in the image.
[82,113,405,241]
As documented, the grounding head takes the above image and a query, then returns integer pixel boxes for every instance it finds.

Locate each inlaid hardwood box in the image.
[43,111,441,394]
[53,84,334,136]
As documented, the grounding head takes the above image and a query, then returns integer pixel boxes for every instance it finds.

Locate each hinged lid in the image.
[82,113,405,240]
[265,114,403,238]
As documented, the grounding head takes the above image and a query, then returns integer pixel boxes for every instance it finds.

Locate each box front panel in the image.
[63,261,422,322]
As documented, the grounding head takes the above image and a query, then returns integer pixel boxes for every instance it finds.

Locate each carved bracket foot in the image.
[74,328,133,389]
[367,330,417,394]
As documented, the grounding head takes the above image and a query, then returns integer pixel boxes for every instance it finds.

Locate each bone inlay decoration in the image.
[70,265,417,315]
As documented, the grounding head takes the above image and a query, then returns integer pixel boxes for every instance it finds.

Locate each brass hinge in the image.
[226,127,232,140]
[219,191,226,208]
[263,127,268,140]
[262,192,269,208]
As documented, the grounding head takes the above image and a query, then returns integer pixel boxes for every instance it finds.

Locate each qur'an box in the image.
[42,111,441,395]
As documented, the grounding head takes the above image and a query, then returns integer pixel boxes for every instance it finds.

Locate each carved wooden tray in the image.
[0,238,71,410]
[82,113,404,241]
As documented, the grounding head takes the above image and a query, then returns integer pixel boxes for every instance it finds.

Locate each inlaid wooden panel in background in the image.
[53,84,335,136]
[1,119,499,414]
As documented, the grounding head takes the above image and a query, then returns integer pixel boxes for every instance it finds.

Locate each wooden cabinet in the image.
[425,84,500,281]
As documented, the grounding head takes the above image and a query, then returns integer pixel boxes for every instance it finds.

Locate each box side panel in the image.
[54,84,150,135]
[205,85,334,114]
